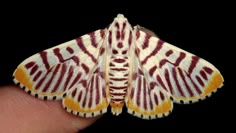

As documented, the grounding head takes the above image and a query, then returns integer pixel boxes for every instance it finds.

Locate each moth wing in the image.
[13,30,107,100]
[62,50,109,117]
[126,28,224,119]
[126,51,173,119]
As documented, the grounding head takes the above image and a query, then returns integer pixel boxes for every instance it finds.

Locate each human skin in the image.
[0,85,99,133]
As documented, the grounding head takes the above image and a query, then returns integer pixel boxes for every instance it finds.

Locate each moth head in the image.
[108,14,133,33]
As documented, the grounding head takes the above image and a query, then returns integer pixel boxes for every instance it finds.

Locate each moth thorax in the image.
[107,19,133,55]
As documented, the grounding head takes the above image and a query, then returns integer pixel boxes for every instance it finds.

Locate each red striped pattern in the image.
[22,30,105,95]
[110,86,128,90]
[68,72,105,108]
[109,55,129,104]
[159,52,186,68]
[76,38,96,63]
[110,68,127,71]
[131,74,168,111]
[42,64,60,92]
[141,39,164,65]
[144,54,215,99]
[40,51,50,70]
[142,33,151,49]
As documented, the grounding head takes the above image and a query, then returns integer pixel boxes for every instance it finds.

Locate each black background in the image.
[0,2,234,133]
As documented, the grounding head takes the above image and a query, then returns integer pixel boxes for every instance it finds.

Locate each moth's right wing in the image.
[126,27,224,119]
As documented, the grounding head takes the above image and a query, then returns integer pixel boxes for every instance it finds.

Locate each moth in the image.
[13,14,224,119]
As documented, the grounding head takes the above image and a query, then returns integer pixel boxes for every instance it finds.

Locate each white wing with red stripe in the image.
[13,30,109,117]
[126,28,224,119]
[126,48,173,119]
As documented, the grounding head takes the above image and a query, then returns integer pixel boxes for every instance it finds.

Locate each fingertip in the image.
[0,85,101,133]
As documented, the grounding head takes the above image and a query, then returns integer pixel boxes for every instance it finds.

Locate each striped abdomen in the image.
[108,56,129,115]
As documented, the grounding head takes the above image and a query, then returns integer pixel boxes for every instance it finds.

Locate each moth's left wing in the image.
[13,30,106,100]
[13,30,109,117]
